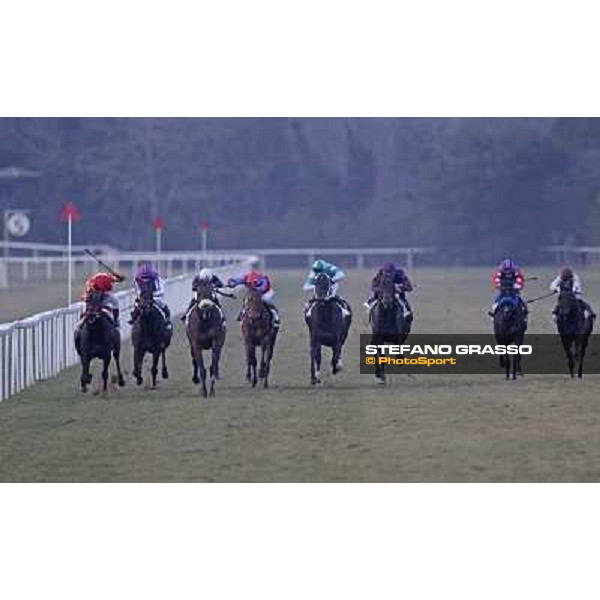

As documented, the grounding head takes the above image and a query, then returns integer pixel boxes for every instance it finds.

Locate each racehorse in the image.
[241,287,278,388]
[555,287,594,378]
[131,282,172,388]
[304,272,351,385]
[186,278,227,398]
[74,290,125,393]
[370,270,411,384]
[493,293,526,380]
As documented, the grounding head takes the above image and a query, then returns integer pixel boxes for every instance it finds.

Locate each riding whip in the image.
[84,249,126,281]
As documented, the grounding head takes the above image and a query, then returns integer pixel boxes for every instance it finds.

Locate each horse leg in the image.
[101,355,110,393]
[191,351,200,384]
[578,336,589,379]
[249,343,258,388]
[331,343,342,375]
[261,339,273,388]
[196,350,208,398]
[310,341,322,385]
[209,342,222,397]
[562,336,575,377]
[133,345,144,386]
[111,333,125,387]
[150,351,159,388]
[161,348,169,379]
[81,357,91,393]
[245,338,253,383]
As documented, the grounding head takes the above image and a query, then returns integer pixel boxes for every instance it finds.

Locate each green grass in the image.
[2,267,600,481]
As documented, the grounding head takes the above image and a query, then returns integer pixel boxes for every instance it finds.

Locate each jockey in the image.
[128,262,172,329]
[550,266,596,320]
[181,268,225,321]
[303,259,352,317]
[79,271,125,327]
[227,270,281,329]
[363,262,414,321]
[489,258,528,319]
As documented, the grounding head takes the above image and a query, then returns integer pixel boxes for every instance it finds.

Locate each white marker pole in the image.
[67,214,72,306]
[201,228,207,253]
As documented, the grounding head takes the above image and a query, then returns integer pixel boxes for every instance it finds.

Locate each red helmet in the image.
[247,272,262,288]
[89,273,115,292]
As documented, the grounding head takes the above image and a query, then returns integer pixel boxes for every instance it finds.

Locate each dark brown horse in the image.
[370,271,410,384]
[305,272,350,385]
[555,288,595,378]
[186,279,227,398]
[74,291,125,393]
[131,284,172,388]
[241,288,278,388]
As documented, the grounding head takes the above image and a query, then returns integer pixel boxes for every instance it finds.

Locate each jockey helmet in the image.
[382,262,396,273]
[198,268,213,281]
[312,259,326,273]
[137,262,156,279]
[500,258,516,271]
[561,266,574,280]
[88,273,115,293]
[247,272,262,288]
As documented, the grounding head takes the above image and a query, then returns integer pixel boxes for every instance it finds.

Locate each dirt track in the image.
[2,268,600,482]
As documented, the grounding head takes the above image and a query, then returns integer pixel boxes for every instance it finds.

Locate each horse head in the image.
[85,290,107,324]
[138,284,156,317]
[314,272,332,301]
[376,272,396,309]
[244,287,267,322]
[557,288,579,322]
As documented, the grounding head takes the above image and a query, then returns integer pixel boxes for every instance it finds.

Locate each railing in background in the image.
[0,251,260,289]
[230,247,435,270]
[0,254,257,401]
[543,245,600,266]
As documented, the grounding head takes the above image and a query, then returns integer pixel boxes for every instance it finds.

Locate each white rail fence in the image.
[0,254,257,401]
[543,245,600,266]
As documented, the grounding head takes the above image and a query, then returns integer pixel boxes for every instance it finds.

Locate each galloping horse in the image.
[555,287,594,378]
[305,272,351,385]
[493,291,526,380]
[186,278,227,398]
[241,287,278,388]
[131,282,172,388]
[74,290,125,393]
[370,271,411,384]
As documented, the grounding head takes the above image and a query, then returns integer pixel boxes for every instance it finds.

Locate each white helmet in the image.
[198,268,213,281]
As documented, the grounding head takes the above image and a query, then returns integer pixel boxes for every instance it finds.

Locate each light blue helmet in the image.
[312,259,327,273]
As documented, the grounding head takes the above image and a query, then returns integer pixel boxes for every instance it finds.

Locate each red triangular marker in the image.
[60,201,81,222]
[152,216,164,231]
[199,220,210,231]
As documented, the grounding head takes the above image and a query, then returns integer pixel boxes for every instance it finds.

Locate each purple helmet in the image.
[500,258,516,271]
[137,262,157,279]
[382,262,396,273]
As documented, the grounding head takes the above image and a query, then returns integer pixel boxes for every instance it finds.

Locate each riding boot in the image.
[579,299,596,319]
[304,298,317,318]
[333,295,352,317]
[163,304,173,330]
[180,298,195,322]
[401,296,413,323]
[363,295,375,310]
[263,301,281,329]
[113,309,120,328]
[128,303,140,325]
